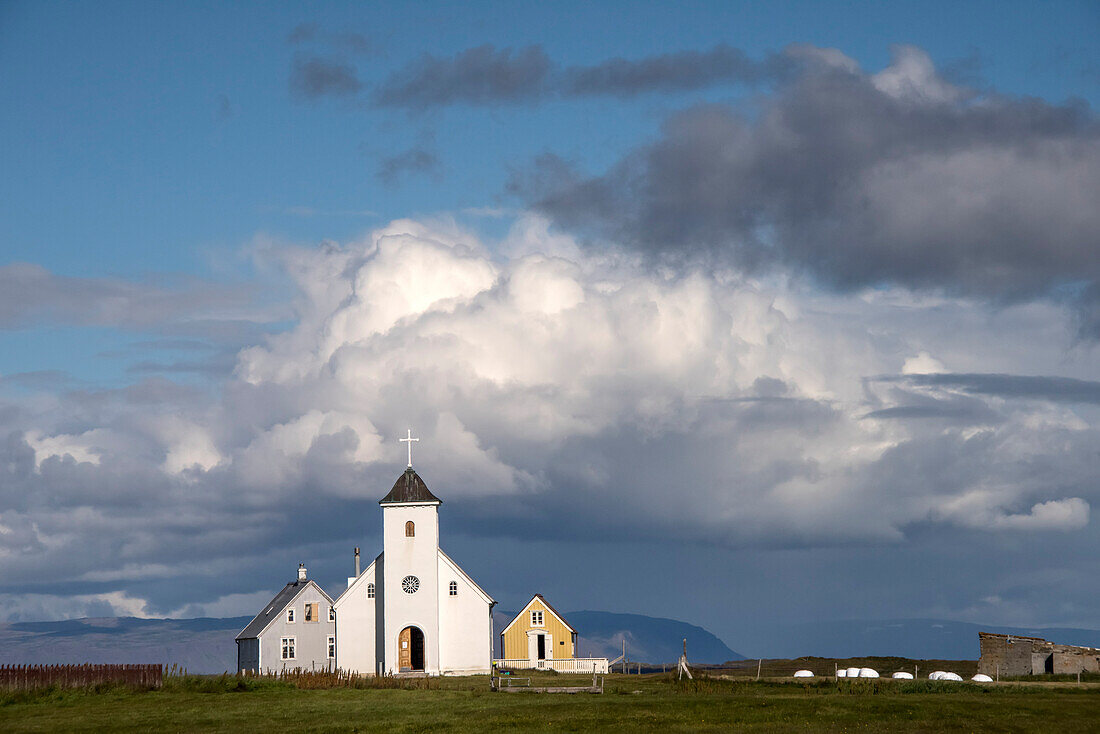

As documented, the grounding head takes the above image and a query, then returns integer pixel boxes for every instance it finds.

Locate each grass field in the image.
[3,672,1099,732]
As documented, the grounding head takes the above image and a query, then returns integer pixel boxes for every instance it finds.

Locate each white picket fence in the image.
[495,657,609,674]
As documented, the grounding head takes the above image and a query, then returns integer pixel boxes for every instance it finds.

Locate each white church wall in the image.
[374,555,386,674]
[437,551,493,674]
[382,503,441,673]
[333,561,378,675]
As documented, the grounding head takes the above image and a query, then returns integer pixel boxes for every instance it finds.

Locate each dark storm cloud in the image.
[287,23,372,55]
[878,373,1100,405]
[0,263,265,330]
[0,417,383,606]
[287,23,318,44]
[0,371,75,391]
[372,43,791,109]
[376,145,442,185]
[125,355,237,377]
[516,49,1100,329]
[562,45,793,97]
[864,403,1001,422]
[1074,283,1100,341]
[374,45,553,108]
[289,55,363,99]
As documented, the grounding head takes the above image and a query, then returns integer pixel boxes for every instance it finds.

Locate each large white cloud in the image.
[3,214,1099,619]
[225,216,1099,540]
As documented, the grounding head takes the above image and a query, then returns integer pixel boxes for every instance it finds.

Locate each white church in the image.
[236,432,610,676]
[330,433,496,675]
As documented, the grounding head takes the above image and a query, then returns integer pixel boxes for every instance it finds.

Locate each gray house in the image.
[236,564,336,673]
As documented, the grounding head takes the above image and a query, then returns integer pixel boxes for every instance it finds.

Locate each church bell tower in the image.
[378,431,442,673]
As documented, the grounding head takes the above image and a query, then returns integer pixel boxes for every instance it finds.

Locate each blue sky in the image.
[3,1,1096,277]
[2,1,1100,650]
[2,0,1097,384]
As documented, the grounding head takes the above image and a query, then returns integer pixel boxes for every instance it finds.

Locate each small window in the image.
[281,637,296,660]
[405,521,415,537]
[329,606,336,622]
[449,581,457,596]
[286,608,295,623]
[304,602,317,622]
[531,610,544,626]
[327,635,336,659]
[367,583,375,599]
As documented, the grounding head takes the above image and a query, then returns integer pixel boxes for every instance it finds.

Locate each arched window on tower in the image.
[405,521,415,537]
[366,583,375,599]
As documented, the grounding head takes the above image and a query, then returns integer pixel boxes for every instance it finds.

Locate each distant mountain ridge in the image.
[7,613,1093,671]
[0,611,740,673]
[0,616,253,673]
[740,618,1100,660]
[492,609,743,664]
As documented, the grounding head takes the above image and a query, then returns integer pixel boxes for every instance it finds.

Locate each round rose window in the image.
[402,575,420,594]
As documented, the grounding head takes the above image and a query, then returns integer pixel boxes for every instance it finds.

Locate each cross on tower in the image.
[399,429,419,468]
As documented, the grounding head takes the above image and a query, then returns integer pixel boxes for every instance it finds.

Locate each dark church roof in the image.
[379,467,441,505]
[235,576,333,640]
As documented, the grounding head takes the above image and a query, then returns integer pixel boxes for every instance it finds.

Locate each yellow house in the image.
[499,594,577,664]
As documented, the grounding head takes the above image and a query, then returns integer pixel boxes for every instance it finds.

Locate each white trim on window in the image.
[327,635,336,659]
[281,636,296,660]
[286,608,295,623]
[531,610,544,627]
[449,580,457,596]
[367,583,375,599]
[329,606,336,622]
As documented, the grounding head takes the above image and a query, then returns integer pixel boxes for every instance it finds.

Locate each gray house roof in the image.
[235,578,333,641]
[379,467,441,505]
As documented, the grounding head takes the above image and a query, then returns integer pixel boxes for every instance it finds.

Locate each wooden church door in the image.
[399,628,412,671]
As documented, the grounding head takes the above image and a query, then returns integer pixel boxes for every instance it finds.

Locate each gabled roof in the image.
[500,594,575,636]
[439,548,495,606]
[379,467,441,505]
[333,553,381,608]
[235,579,333,641]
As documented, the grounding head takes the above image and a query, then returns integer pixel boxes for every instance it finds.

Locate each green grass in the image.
[3,673,1099,733]
[1001,672,1100,683]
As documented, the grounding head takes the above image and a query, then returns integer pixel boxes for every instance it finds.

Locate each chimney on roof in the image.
[354,547,361,577]
[298,563,307,582]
